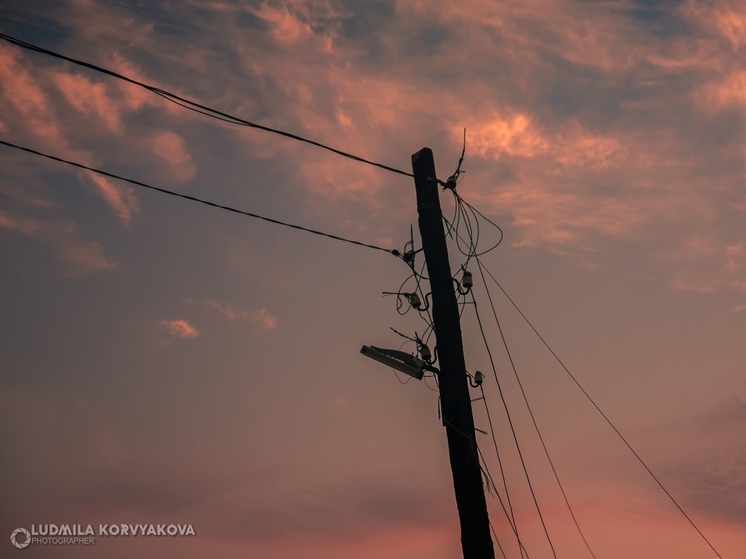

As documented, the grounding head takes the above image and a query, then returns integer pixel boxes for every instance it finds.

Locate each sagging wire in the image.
[474,256,599,559]
[445,154,595,559]
[470,287,556,559]
[385,227,439,354]
[477,444,533,559]
[450,192,504,262]
[439,155,563,558]
[478,261,725,559]
[490,520,510,559]
[479,383,526,559]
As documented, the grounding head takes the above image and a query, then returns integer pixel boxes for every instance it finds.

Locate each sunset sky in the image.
[1,1,745,558]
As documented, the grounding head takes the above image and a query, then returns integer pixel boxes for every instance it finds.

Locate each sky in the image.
[0,0,745,558]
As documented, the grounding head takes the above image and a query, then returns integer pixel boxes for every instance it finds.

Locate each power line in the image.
[474,256,598,559]
[447,190,721,557]
[469,287,558,559]
[0,139,397,256]
[480,263,724,559]
[478,384,529,559]
[0,32,415,181]
[477,443,531,559]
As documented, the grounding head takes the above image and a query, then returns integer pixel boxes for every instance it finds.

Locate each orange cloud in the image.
[107,52,169,113]
[150,131,196,182]
[251,307,278,330]
[696,70,746,110]
[208,300,249,322]
[208,301,278,330]
[252,4,314,46]
[657,235,746,292]
[465,113,548,159]
[683,0,746,49]
[0,209,118,276]
[0,210,118,276]
[454,117,624,170]
[55,239,119,278]
[160,319,200,339]
[84,171,140,225]
[52,71,123,132]
[0,44,66,147]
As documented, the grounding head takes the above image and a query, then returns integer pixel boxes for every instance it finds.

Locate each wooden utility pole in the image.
[412,147,495,559]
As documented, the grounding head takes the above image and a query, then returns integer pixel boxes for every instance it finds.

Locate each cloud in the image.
[208,300,249,322]
[4,0,746,298]
[683,0,746,49]
[52,71,123,132]
[160,319,200,339]
[150,131,196,182]
[457,116,626,170]
[107,52,164,112]
[461,112,548,159]
[208,301,278,330]
[696,70,746,110]
[659,395,746,523]
[0,209,118,276]
[83,171,140,225]
[0,44,68,149]
[251,307,278,330]
[658,234,746,292]
[251,4,315,47]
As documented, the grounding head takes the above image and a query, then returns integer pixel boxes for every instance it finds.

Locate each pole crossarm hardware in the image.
[412,148,495,559]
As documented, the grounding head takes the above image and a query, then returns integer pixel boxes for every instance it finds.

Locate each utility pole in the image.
[412,148,495,559]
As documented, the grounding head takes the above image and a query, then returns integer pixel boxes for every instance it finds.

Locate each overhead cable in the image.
[470,288,558,559]
[0,139,397,256]
[480,263,724,559]
[474,257,598,559]
[0,32,415,181]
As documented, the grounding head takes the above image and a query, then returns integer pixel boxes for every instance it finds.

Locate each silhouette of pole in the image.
[412,147,494,559]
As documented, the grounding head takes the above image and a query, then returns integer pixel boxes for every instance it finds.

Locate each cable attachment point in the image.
[462,270,473,290]
[400,225,420,267]
[389,327,435,366]
[418,340,432,363]
[443,128,467,192]
[468,370,484,388]
[407,292,422,310]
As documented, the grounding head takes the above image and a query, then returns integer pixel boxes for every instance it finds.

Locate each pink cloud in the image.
[0,44,67,148]
[0,209,118,276]
[252,4,314,46]
[251,307,278,330]
[462,112,548,159]
[683,0,746,49]
[52,71,123,132]
[150,131,196,182]
[84,171,140,225]
[696,70,746,109]
[208,301,278,330]
[657,235,746,292]
[208,300,249,322]
[669,272,716,293]
[56,238,119,278]
[107,52,170,113]
[160,319,200,339]
[456,116,625,169]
